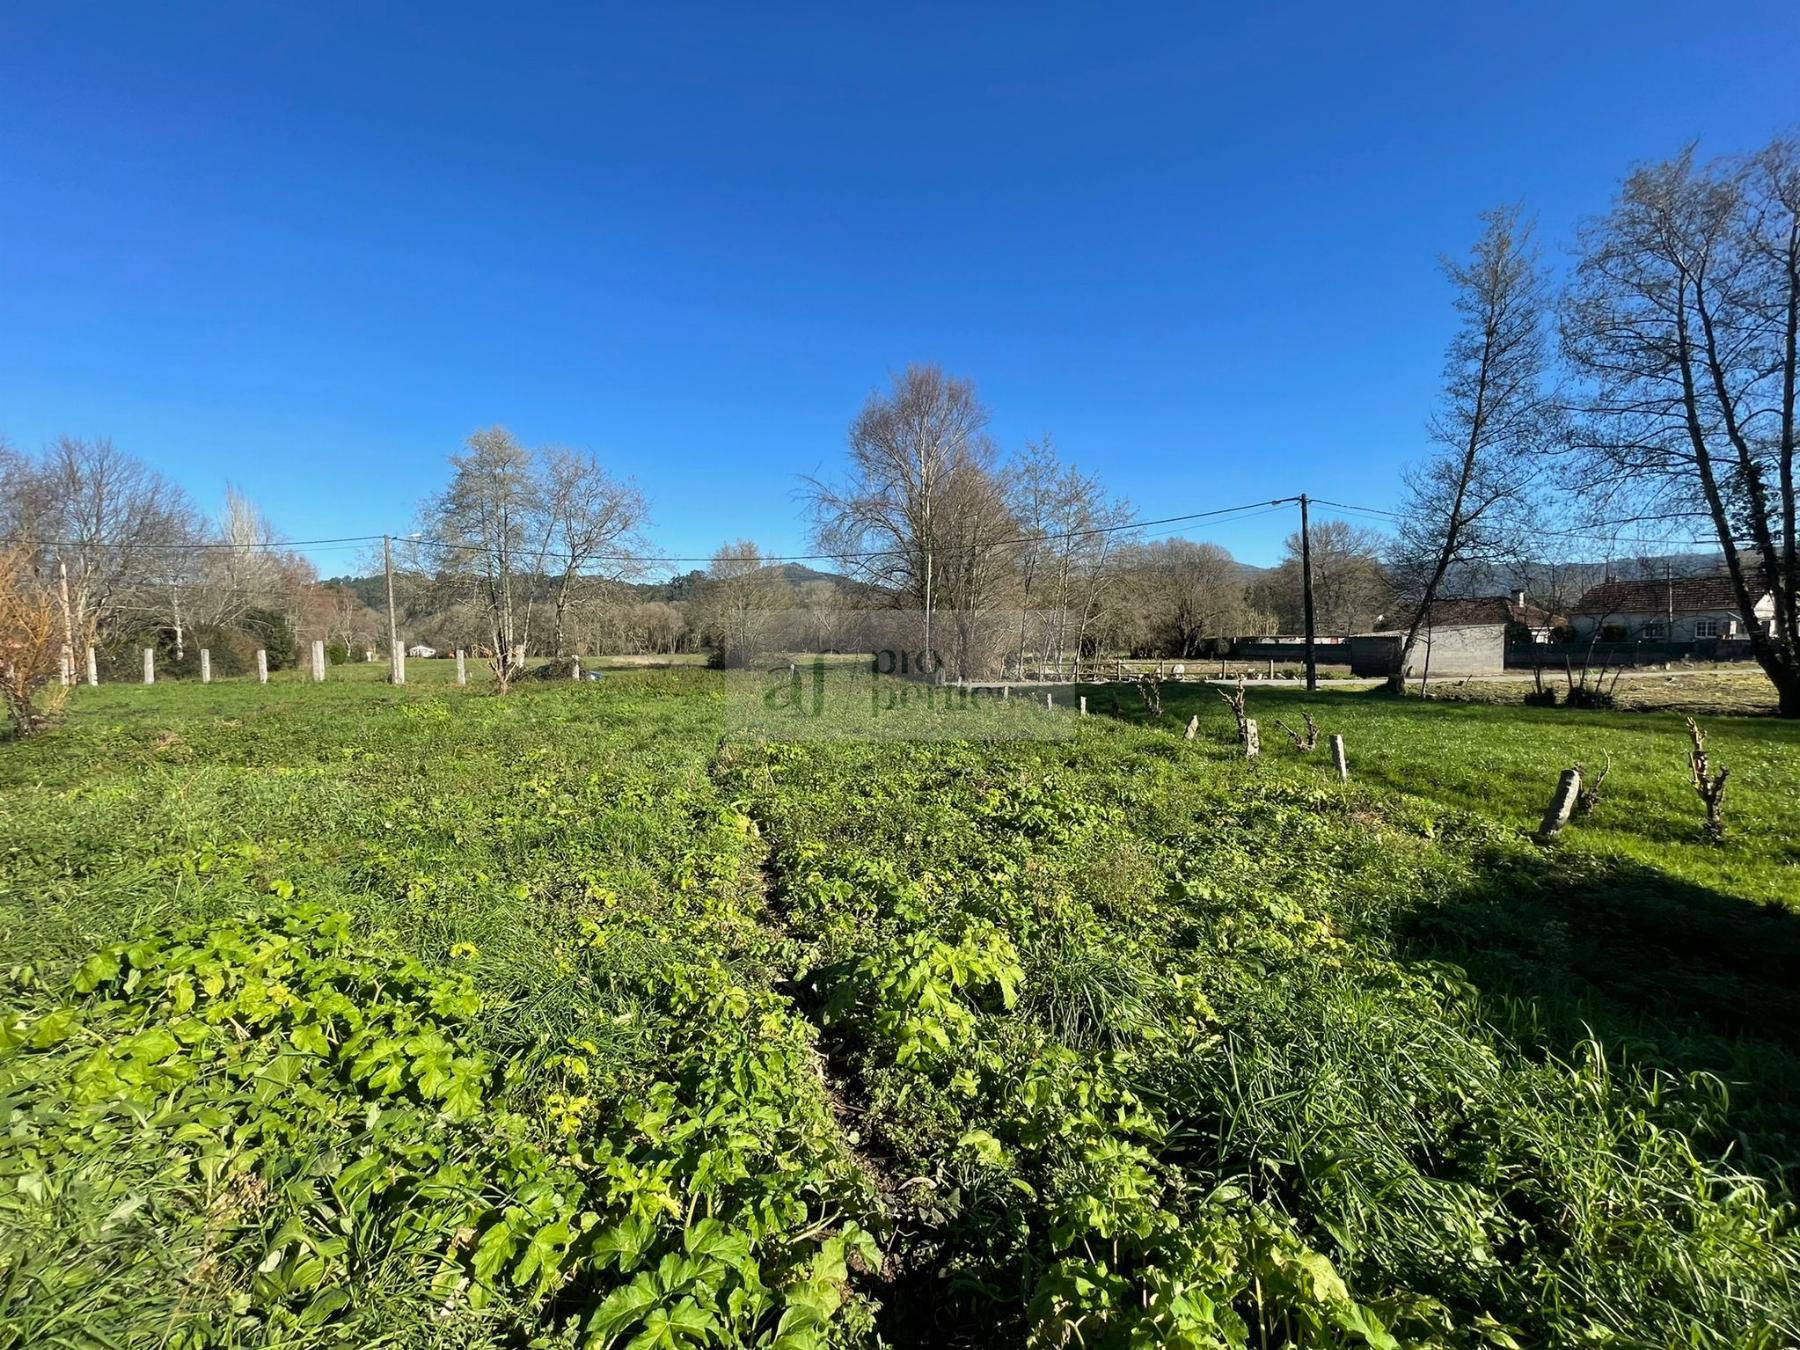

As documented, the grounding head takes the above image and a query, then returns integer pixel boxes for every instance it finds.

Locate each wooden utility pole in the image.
[1299,494,1318,693]
[384,534,400,684]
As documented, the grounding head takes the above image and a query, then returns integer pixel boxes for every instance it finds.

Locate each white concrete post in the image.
[571,658,582,680]
[85,645,98,686]
[142,647,154,684]
[1330,734,1348,782]
[200,649,211,683]
[1243,718,1260,758]
[310,639,326,682]
[1079,695,1087,716]
[256,649,269,684]
[391,640,406,686]
[1537,768,1582,841]
[1185,714,1199,740]
[1045,692,1053,710]
[1002,685,1009,701]
[364,646,375,663]
[455,650,467,685]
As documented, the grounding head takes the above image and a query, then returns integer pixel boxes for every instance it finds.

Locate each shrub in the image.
[240,607,298,670]
[0,548,71,736]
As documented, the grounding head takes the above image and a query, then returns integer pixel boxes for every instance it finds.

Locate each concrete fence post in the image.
[1243,718,1260,758]
[455,650,467,685]
[310,640,326,683]
[1079,695,1087,716]
[1045,692,1053,710]
[570,658,582,680]
[85,645,98,686]
[1330,734,1348,782]
[200,649,212,684]
[1537,768,1582,841]
[256,649,268,683]
[1002,685,1009,701]
[143,647,155,684]
[391,640,407,686]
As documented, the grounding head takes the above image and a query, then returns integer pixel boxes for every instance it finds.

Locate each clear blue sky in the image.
[3,3,1796,573]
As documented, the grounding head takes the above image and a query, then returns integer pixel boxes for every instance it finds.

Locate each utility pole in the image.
[384,534,400,683]
[1299,494,1318,692]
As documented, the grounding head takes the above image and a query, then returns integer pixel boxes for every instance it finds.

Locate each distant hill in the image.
[322,562,881,608]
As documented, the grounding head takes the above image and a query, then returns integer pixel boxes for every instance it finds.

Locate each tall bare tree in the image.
[1003,439,1133,674]
[696,540,780,667]
[1253,519,1390,634]
[425,427,551,690]
[1391,206,1556,689]
[8,437,197,649]
[540,449,649,656]
[1562,138,1800,714]
[809,364,994,670]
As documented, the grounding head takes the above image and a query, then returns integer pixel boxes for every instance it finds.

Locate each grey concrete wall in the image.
[1404,623,1504,676]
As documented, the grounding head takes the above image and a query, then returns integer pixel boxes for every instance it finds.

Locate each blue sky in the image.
[2,3,1796,573]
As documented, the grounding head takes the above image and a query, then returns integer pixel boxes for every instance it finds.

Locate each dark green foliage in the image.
[240,606,298,670]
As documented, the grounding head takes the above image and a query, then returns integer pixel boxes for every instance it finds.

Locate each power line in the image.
[398,498,1303,568]
[0,532,388,553]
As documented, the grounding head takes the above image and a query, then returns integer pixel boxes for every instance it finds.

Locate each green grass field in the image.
[2,669,1797,1347]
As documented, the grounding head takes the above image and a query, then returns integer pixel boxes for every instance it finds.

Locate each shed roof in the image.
[1414,595,1564,629]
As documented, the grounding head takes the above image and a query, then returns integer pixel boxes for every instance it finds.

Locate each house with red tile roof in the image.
[1571,573,1775,642]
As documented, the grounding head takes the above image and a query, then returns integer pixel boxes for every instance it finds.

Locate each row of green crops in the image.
[0,675,880,1348]
[715,690,1800,1346]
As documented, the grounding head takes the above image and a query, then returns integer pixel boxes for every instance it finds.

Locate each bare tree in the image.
[696,540,781,667]
[1003,439,1133,675]
[1108,540,1266,657]
[809,364,994,670]
[1562,138,1800,714]
[11,437,197,648]
[173,486,295,648]
[424,427,551,691]
[1391,206,1556,690]
[933,456,1021,678]
[1254,519,1390,634]
[540,449,649,656]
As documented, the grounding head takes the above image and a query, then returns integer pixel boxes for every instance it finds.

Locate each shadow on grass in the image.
[1393,844,1800,1175]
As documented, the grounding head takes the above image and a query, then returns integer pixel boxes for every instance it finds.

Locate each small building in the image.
[407,644,438,659]
[1571,573,1774,642]
[1347,594,1557,678]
